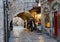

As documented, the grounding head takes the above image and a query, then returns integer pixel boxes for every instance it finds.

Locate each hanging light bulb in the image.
[38,2,41,6]
[38,0,41,7]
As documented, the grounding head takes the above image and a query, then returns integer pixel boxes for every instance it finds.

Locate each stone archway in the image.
[9,11,33,30]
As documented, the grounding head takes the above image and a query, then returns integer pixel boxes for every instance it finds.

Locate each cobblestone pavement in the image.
[9,26,57,42]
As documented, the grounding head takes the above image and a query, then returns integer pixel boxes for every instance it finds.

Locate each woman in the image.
[10,21,13,31]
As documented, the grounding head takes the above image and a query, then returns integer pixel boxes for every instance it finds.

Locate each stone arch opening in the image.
[9,12,33,31]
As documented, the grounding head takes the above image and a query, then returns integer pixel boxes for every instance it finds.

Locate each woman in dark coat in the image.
[10,21,13,31]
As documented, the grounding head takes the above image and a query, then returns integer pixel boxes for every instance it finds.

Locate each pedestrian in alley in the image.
[28,18,34,32]
[32,19,37,31]
[24,20,26,28]
[10,21,13,31]
[28,18,37,32]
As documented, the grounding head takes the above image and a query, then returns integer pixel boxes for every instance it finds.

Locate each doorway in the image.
[57,13,60,42]
[54,11,58,38]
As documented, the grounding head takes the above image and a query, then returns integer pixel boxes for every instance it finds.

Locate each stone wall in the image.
[8,0,37,26]
[0,0,4,42]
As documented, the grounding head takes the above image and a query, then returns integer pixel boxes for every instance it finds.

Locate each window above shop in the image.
[52,2,60,11]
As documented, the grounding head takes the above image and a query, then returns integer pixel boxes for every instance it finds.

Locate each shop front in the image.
[42,7,51,35]
[41,2,60,39]
[52,2,60,38]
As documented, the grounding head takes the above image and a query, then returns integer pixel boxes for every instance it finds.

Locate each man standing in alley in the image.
[28,18,34,32]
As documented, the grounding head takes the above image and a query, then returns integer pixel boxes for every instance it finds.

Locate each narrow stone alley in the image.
[9,26,57,42]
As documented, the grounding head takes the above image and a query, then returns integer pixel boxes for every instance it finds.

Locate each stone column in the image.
[41,5,45,33]
[0,0,4,42]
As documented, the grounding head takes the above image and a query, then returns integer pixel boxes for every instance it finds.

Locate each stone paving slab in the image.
[9,26,57,42]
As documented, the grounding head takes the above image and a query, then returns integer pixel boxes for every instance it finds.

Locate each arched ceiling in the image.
[16,12,33,20]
